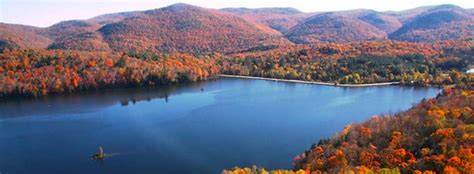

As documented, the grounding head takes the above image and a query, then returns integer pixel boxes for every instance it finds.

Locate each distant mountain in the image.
[0,20,106,51]
[388,4,472,22]
[0,3,289,53]
[47,32,110,51]
[389,5,474,42]
[1,3,473,52]
[41,20,100,39]
[221,7,313,32]
[97,3,287,53]
[285,4,473,43]
[350,10,402,33]
[285,12,387,43]
[0,23,51,50]
[88,11,145,26]
[386,6,438,23]
[39,20,112,51]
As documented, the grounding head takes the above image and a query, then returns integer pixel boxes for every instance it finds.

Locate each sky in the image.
[1,0,473,27]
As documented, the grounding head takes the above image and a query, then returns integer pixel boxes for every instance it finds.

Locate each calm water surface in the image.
[0,78,439,174]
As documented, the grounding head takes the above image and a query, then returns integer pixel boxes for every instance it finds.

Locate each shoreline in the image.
[219,74,401,87]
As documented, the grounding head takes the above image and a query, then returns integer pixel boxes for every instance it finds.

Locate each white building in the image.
[467,69,474,74]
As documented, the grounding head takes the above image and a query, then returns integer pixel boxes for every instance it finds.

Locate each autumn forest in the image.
[0,2,473,174]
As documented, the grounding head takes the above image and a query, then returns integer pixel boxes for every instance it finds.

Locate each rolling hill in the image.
[389,5,474,42]
[47,31,110,51]
[221,7,314,33]
[98,3,288,53]
[0,23,52,50]
[1,3,473,52]
[41,20,100,39]
[0,3,289,53]
[39,20,113,51]
[285,12,387,43]
[87,11,145,26]
[353,10,402,33]
[283,4,473,43]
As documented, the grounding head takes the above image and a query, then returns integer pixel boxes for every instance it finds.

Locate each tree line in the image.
[292,87,473,173]
[220,40,473,87]
[0,49,219,97]
[1,40,472,98]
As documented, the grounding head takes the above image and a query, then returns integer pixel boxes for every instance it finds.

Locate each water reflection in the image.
[0,78,440,174]
[0,80,215,118]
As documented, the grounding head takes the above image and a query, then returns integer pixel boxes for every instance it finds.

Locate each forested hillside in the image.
[1,4,473,53]
[1,40,472,98]
[98,3,288,53]
[224,86,474,173]
[355,10,402,33]
[0,23,52,50]
[222,40,473,86]
[0,4,288,54]
[0,49,219,97]
[221,7,313,32]
[389,5,474,41]
[293,87,474,173]
[284,13,387,43]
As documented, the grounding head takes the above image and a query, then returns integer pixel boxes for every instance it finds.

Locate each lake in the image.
[0,78,439,174]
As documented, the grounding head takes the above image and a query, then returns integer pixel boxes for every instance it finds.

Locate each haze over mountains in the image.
[0,3,473,53]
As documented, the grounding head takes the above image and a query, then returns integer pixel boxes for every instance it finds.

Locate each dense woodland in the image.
[0,49,219,97]
[1,40,473,98]
[223,87,474,174]
[291,87,474,173]
[221,41,474,87]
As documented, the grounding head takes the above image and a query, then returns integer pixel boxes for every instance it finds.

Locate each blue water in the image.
[0,78,439,174]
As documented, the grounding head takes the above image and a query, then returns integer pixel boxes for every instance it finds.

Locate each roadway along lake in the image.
[0,78,439,174]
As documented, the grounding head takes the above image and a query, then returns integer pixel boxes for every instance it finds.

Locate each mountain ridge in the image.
[1,3,472,52]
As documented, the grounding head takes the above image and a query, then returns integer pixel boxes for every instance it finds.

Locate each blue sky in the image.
[1,0,473,27]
